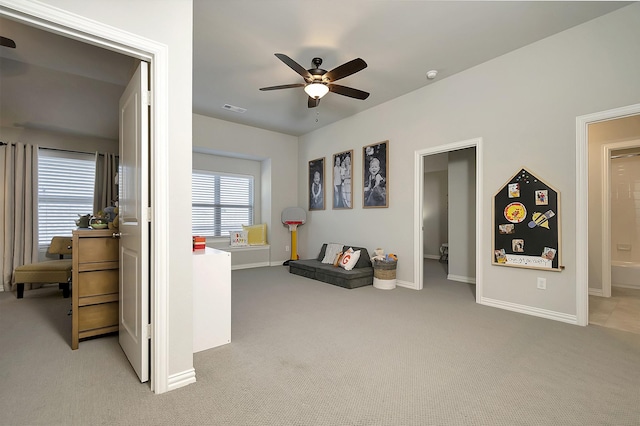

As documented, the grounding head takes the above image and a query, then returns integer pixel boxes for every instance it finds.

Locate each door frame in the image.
[600,139,640,298]
[576,103,640,326]
[413,137,483,298]
[1,1,171,393]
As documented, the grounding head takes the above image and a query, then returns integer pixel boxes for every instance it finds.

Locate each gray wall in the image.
[423,170,448,258]
[423,153,448,258]
[447,148,476,283]
[192,114,299,265]
[0,126,118,154]
[297,4,640,317]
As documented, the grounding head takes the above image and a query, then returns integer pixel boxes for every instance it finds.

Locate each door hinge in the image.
[145,90,152,106]
[146,323,152,339]
[147,207,152,222]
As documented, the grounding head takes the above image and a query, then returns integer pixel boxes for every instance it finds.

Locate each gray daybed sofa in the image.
[289,244,373,289]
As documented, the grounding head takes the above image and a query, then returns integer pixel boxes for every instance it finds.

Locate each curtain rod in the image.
[1,141,117,156]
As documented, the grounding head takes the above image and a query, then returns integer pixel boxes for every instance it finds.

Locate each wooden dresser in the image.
[71,229,119,350]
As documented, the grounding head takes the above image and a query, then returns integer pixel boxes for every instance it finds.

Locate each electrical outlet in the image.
[537,277,546,290]
[285,245,290,252]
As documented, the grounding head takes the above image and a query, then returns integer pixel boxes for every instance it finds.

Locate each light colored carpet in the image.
[1,260,639,425]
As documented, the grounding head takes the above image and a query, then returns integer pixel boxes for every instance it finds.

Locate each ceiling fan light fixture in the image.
[304,83,329,99]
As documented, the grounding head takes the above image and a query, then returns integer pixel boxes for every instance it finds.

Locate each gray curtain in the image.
[93,152,118,214]
[1,143,39,292]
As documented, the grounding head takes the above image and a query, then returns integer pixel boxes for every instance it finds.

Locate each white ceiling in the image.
[0,1,631,140]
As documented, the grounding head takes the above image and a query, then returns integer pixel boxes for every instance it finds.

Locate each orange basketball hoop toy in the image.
[281,207,306,266]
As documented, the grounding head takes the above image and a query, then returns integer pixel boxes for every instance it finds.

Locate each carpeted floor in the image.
[1,260,639,425]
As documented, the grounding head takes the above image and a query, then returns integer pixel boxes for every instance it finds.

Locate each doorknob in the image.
[112,232,122,238]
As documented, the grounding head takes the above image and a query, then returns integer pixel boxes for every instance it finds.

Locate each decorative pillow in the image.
[242,224,267,245]
[322,243,344,264]
[332,251,344,267]
[230,230,248,247]
[339,247,361,271]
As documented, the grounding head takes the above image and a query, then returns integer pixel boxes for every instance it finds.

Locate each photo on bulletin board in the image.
[492,168,562,271]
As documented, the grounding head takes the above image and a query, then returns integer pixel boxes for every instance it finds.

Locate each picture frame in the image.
[332,150,353,209]
[308,157,325,211]
[363,140,389,208]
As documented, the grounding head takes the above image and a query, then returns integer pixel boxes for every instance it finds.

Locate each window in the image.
[38,150,96,248]
[192,171,254,237]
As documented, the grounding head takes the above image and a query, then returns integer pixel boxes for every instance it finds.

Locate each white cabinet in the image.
[193,247,231,353]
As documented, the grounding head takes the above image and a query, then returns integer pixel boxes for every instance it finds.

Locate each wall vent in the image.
[222,104,247,113]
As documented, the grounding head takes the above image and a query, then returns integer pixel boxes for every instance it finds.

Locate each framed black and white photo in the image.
[332,150,353,209]
[363,141,389,208]
[308,157,325,211]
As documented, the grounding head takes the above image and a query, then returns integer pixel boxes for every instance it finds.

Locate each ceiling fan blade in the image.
[0,36,16,48]
[308,97,320,108]
[324,58,367,82]
[275,53,312,82]
[259,83,305,91]
[328,84,370,100]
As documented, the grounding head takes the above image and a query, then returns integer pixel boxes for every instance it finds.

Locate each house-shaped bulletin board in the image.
[493,168,562,271]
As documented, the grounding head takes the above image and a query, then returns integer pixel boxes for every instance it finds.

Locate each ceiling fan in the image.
[259,53,369,108]
[1,36,16,48]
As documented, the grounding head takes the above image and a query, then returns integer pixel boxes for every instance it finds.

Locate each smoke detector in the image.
[426,70,438,80]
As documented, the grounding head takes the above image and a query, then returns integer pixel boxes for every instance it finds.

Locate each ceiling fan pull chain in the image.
[316,110,319,123]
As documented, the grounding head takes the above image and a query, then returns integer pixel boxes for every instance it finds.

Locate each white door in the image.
[118,61,150,382]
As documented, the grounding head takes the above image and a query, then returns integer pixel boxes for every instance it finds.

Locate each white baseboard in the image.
[613,283,640,290]
[167,368,196,392]
[396,279,417,290]
[231,262,270,270]
[589,288,604,297]
[447,274,476,284]
[481,297,578,325]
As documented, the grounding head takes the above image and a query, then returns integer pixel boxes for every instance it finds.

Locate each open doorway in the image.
[0,4,171,392]
[413,138,483,299]
[576,103,640,327]
[586,114,640,334]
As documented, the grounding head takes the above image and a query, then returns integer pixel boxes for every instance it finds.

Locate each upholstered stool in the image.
[13,236,72,299]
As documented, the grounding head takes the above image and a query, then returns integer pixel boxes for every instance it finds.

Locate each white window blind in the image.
[38,150,96,248]
[192,171,254,237]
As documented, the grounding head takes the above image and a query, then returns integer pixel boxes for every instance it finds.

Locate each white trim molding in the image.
[167,368,197,392]
[396,279,417,290]
[447,274,476,285]
[481,297,578,325]
[0,0,172,393]
[576,103,640,326]
[588,288,604,297]
[414,138,483,301]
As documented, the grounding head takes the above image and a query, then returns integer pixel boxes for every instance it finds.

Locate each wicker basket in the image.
[373,260,397,280]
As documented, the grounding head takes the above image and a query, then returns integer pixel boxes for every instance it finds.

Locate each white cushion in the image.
[339,247,361,271]
[322,243,344,264]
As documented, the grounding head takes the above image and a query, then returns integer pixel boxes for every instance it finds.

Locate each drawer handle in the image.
[112,232,122,239]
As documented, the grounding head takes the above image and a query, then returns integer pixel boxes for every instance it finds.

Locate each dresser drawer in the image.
[77,237,119,263]
[78,301,118,332]
[78,270,118,297]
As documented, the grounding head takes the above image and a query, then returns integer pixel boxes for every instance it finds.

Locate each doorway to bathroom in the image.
[585,112,640,334]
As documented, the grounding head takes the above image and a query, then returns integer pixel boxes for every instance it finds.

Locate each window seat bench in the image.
[215,245,270,270]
